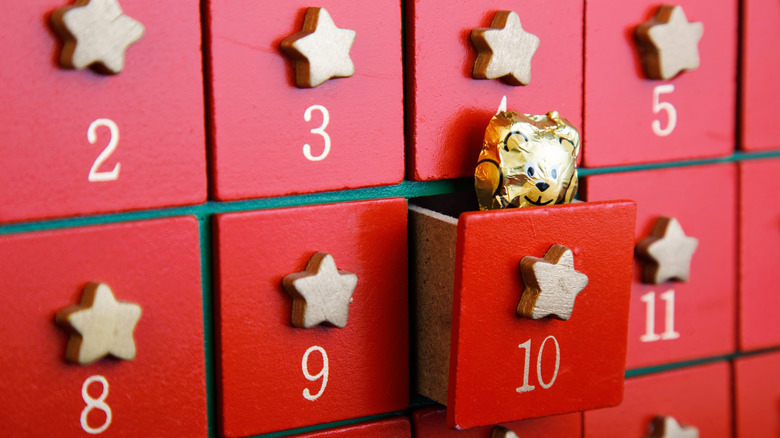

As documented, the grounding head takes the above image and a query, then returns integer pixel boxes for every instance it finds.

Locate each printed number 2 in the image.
[303,105,331,161]
[81,375,112,434]
[302,346,329,401]
[516,336,560,393]
[640,289,680,342]
[651,84,677,137]
[87,118,120,182]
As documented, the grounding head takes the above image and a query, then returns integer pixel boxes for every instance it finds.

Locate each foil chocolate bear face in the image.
[475,111,581,210]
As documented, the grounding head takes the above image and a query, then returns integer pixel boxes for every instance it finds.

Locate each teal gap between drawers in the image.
[3,149,780,438]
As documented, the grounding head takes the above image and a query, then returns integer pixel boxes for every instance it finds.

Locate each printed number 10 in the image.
[516,336,560,393]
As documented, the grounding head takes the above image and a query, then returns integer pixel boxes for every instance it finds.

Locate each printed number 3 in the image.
[652,84,677,137]
[88,118,120,182]
[303,105,330,161]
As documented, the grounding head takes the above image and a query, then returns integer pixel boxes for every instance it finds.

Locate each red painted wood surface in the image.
[206,0,404,200]
[739,159,780,350]
[0,217,207,437]
[448,200,636,428]
[0,1,206,223]
[735,351,780,437]
[584,362,732,438]
[406,0,583,181]
[583,0,737,166]
[740,0,780,150]
[288,417,410,437]
[583,164,737,369]
[413,407,581,437]
[215,198,409,437]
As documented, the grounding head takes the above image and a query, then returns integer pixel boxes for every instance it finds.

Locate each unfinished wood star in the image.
[635,217,699,284]
[470,10,540,86]
[518,244,588,320]
[491,426,519,438]
[282,252,357,328]
[636,5,703,80]
[281,7,356,88]
[55,282,142,365]
[649,416,699,438]
[51,0,145,74]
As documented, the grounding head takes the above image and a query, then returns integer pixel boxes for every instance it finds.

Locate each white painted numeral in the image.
[80,375,112,434]
[640,289,680,343]
[303,105,331,161]
[87,118,120,182]
[497,95,507,114]
[651,84,677,137]
[516,336,560,393]
[301,346,329,401]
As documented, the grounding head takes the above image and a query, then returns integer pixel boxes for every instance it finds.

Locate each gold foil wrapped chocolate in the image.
[475,111,581,210]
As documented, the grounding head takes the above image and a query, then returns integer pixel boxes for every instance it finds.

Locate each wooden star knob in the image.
[649,416,699,438]
[282,252,358,328]
[518,244,588,320]
[56,282,142,365]
[470,10,540,86]
[281,7,356,88]
[635,5,704,80]
[491,425,519,438]
[51,0,145,74]
[635,216,698,284]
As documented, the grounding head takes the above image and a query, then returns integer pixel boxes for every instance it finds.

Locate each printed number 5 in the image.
[652,84,677,137]
[87,118,120,182]
[303,105,331,161]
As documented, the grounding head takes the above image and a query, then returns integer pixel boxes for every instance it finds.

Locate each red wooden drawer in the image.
[288,417,410,438]
[735,351,780,437]
[584,362,732,438]
[406,0,583,181]
[411,199,636,428]
[412,407,581,437]
[0,217,207,437]
[0,1,206,223]
[206,0,404,200]
[583,0,737,166]
[583,164,737,368]
[739,158,780,350]
[215,198,409,437]
[740,0,780,150]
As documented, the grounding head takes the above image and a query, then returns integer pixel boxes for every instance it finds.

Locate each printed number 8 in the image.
[302,346,329,401]
[81,375,112,434]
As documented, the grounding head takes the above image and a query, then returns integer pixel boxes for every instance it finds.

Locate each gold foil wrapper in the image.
[475,111,581,210]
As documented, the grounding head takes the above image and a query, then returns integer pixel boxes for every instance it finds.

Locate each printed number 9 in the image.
[303,105,331,161]
[302,346,328,401]
[652,84,677,137]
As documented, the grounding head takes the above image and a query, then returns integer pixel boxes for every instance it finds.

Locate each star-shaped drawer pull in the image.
[518,244,588,320]
[281,7,356,88]
[649,416,699,438]
[282,252,357,328]
[636,216,699,284]
[470,10,540,86]
[51,0,144,74]
[635,5,703,80]
[56,282,142,365]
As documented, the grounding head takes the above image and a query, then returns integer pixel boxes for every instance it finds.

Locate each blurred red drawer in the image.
[0,1,206,223]
[584,362,731,438]
[406,0,583,181]
[583,0,737,166]
[739,159,780,350]
[583,164,737,368]
[735,351,780,437]
[215,198,409,437]
[0,217,207,437]
[206,0,404,200]
[411,199,636,428]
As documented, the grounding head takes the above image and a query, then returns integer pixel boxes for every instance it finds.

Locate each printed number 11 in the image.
[640,289,680,342]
